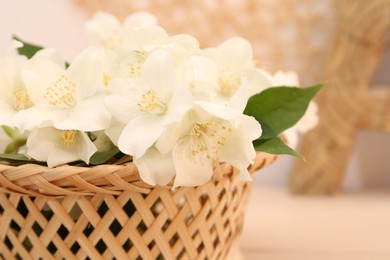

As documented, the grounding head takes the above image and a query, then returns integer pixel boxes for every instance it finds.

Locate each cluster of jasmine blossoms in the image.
[0,12,317,187]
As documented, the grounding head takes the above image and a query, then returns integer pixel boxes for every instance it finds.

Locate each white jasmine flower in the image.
[133,146,176,186]
[14,47,112,132]
[6,40,24,56]
[284,101,319,149]
[0,57,30,126]
[201,37,274,110]
[82,48,117,93]
[155,106,262,187]
[85,11,157,50]
[113,49,149,79]
[273,71,319,149]
[26,127,97,167]
[123,25,169,53]
[0,46,69,127]
[104,118,125,147]
[105,48,193,158]
[33,48,67,68]
[86,12,200,82]
[0,41,35,127]
[0,11,321,189]
[292,101,319,133]
[272,70,299,86]
[178,55,218,102]
[114,27,200,79]
[85,12,124,49]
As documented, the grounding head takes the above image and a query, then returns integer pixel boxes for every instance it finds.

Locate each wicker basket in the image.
[0,152,277,259]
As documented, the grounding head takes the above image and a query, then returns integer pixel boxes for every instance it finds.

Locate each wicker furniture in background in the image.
[290,0,390,194]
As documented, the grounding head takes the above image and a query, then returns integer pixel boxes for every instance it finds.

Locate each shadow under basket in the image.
[0,152,277,260]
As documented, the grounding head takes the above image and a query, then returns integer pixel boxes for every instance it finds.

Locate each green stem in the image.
[1,125,17,139]
[2,126,27,153]
[4,137,26,153]
[5,141,18,154]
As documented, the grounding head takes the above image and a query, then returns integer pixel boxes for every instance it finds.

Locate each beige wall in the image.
[0,0,87,60]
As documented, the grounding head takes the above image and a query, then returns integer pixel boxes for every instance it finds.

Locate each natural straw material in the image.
[290,0,390,194]
[0,152,277,259]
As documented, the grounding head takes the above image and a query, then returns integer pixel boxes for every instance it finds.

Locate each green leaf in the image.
[0,153,29,161]
[13,36,43,59]
[244,84,323,139]
[253,137,304,160]
[89,148,120,165]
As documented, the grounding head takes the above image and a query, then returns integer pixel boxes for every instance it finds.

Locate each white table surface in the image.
[239,187,390,260]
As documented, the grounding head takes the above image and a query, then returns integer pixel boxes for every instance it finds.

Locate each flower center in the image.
[218,70,241,96]
[188,81,196,89]
[190,121,233,160]
[128,51,147,77]
[44,75,77,107]
[137,90,166,114]
[60,130,77,148]
[104,31,123,49]
[13,88,32,110]
[103,72,112,87]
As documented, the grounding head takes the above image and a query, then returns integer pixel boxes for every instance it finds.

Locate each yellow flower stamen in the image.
[60,130,77,148]
[219,70,242,96]
[44,75,77,107]
[103,72,112,87]
[190,121,233,161]
[104,32,123,49]
[137,90,166,114]
[188,81,196,89]
[128,51,147,77]
[13,88,32,110]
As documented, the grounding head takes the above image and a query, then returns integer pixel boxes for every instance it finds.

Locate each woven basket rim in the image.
[0,151,278,197]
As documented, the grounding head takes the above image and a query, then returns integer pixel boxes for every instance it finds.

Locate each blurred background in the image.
[0,0,389,258]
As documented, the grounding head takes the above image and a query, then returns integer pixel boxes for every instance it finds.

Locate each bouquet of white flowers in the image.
[0,12,320,188]
[0,11,322,259]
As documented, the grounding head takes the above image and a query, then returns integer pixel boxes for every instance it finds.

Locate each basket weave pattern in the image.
[0,152,277,259]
